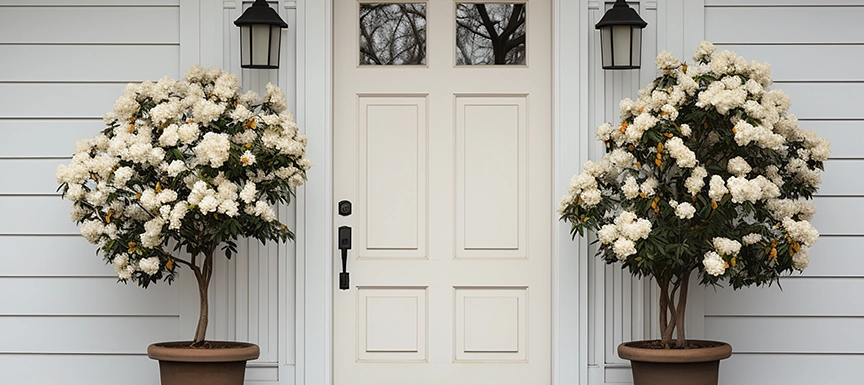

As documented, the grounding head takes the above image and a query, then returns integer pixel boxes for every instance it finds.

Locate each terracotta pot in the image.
[147,341,260,385]
[618,340,732,385]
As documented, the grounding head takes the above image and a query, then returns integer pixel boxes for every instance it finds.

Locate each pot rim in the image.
[147,341,260,363]
[617,339,732,364]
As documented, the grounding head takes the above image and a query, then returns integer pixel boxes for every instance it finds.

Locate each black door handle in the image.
[338,226,351,290]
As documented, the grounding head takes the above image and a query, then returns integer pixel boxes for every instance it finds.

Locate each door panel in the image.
[334,1,551,383]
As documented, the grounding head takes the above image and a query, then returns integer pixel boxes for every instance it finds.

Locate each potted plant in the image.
[56,65,311,385]
[558,42,829,385]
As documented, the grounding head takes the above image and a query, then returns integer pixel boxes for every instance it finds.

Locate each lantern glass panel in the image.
[612,25,630,67]
[240,25,252,67]
[600,26,612,68]
[252,24,270,66]
[269,25,281,67]
[630,27,642,67]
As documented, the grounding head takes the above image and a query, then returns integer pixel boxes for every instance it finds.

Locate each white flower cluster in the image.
[597,211,652,260]
[668,200,696,220]
[57,65,311,282]
[702,251,726,276]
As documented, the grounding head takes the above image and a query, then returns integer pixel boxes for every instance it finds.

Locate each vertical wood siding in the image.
[703,2,864,384]
[0,2,181,384]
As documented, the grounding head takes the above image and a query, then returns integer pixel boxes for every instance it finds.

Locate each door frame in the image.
[294,1,590,384]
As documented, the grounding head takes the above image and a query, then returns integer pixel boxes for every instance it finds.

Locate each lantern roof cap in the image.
[234,0,288,28]
[595,0,647,29]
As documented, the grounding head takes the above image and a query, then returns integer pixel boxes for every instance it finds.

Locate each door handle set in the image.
[337,200,352,290]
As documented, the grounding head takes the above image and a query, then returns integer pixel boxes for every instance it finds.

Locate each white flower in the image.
[712,237,742,256]
[597,224,619,244]
[198,195,219,213]
[193,132,231,168]
[167,160,187,177]
[792,247,810,270]
[703,251,726,276]
[655,50,681,71]
[674,202,696,220]
[622,176,640,199]
[159,124,180,147]
[112,167,134,187]
[168,201,188,229]
[613,238,637,259]
[685,166,707,196]
[782,218,819,247]
[665,137,697,168]
[265,83,288,112]
[727,156,751,177]
[640,177,658,197]
[708,175,728,201]
[239,182,257,204]
[80,220,104,244]
[596,122,614,141]
[141,218,165,247]
[727,176,762,204]
[692,41,716,62]
[660,104,679,121]
[580,188,602,207]
[742,233,762,245]
[177,123,200,144]
[240,150,256,166]
[138,257,161,276]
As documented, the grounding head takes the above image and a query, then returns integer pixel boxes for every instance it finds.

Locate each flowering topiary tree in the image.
[559,42,829,348]
[56,65,310,345]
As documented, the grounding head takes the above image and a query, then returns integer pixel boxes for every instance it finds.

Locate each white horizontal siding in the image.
[706,6,864,43]
[713,44,864,82]
[0,3,194,384]
[0,235,112,276]
[0,120,102,158]
[0,6,180,44]
[707,0,864,5]
[0,83,128,118]
[819,160,864,196]
[705,278,864,316]
[807,121,864,160]
[0,355,158,385]
[719,354,864,385]
[780,83,864,120]
[0,197,78,234]
[0,316,180,353]
[706,316,864,353]
[0,277,179,315]
[805,236,864,277]
[0,46,180,82]
[810,197,864,235]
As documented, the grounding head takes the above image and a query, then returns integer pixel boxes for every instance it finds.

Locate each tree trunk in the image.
[674,270,691,348]
[192,248,214,344]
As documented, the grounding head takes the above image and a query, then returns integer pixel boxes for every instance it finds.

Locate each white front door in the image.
[333,1,551,383]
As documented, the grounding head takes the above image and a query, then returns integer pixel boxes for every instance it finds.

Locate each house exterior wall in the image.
[589,1,864,384]
[700,1,864,384]
[0,2,188,384]
[2,1,861,384]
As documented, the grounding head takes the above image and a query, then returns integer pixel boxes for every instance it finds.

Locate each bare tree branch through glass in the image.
[360,3,427,65]
[456,3,526,65]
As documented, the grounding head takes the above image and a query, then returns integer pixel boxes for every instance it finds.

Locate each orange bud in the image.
[245,143,252,149]
[135,193,141,199]
[769,247,777,259]
[655,159,662,167]
[166,258,174,271]
[582,217,590,223]
[732,126,737,134]
[636,161,642,169]
[639,192,647,199]
[639,107,644,114]
[155,182,162,193]
[664,132,674,138]
[724,261,730,269]
[711,200,718,210]
[628,145,635,151]
[657,143,664,152]
[682,64,688,73]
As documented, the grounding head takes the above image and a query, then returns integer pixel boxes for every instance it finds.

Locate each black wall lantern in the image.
[595,0,648,70]
[234,0,289,69]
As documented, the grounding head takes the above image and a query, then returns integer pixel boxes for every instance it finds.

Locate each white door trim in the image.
[294,1,588,384]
